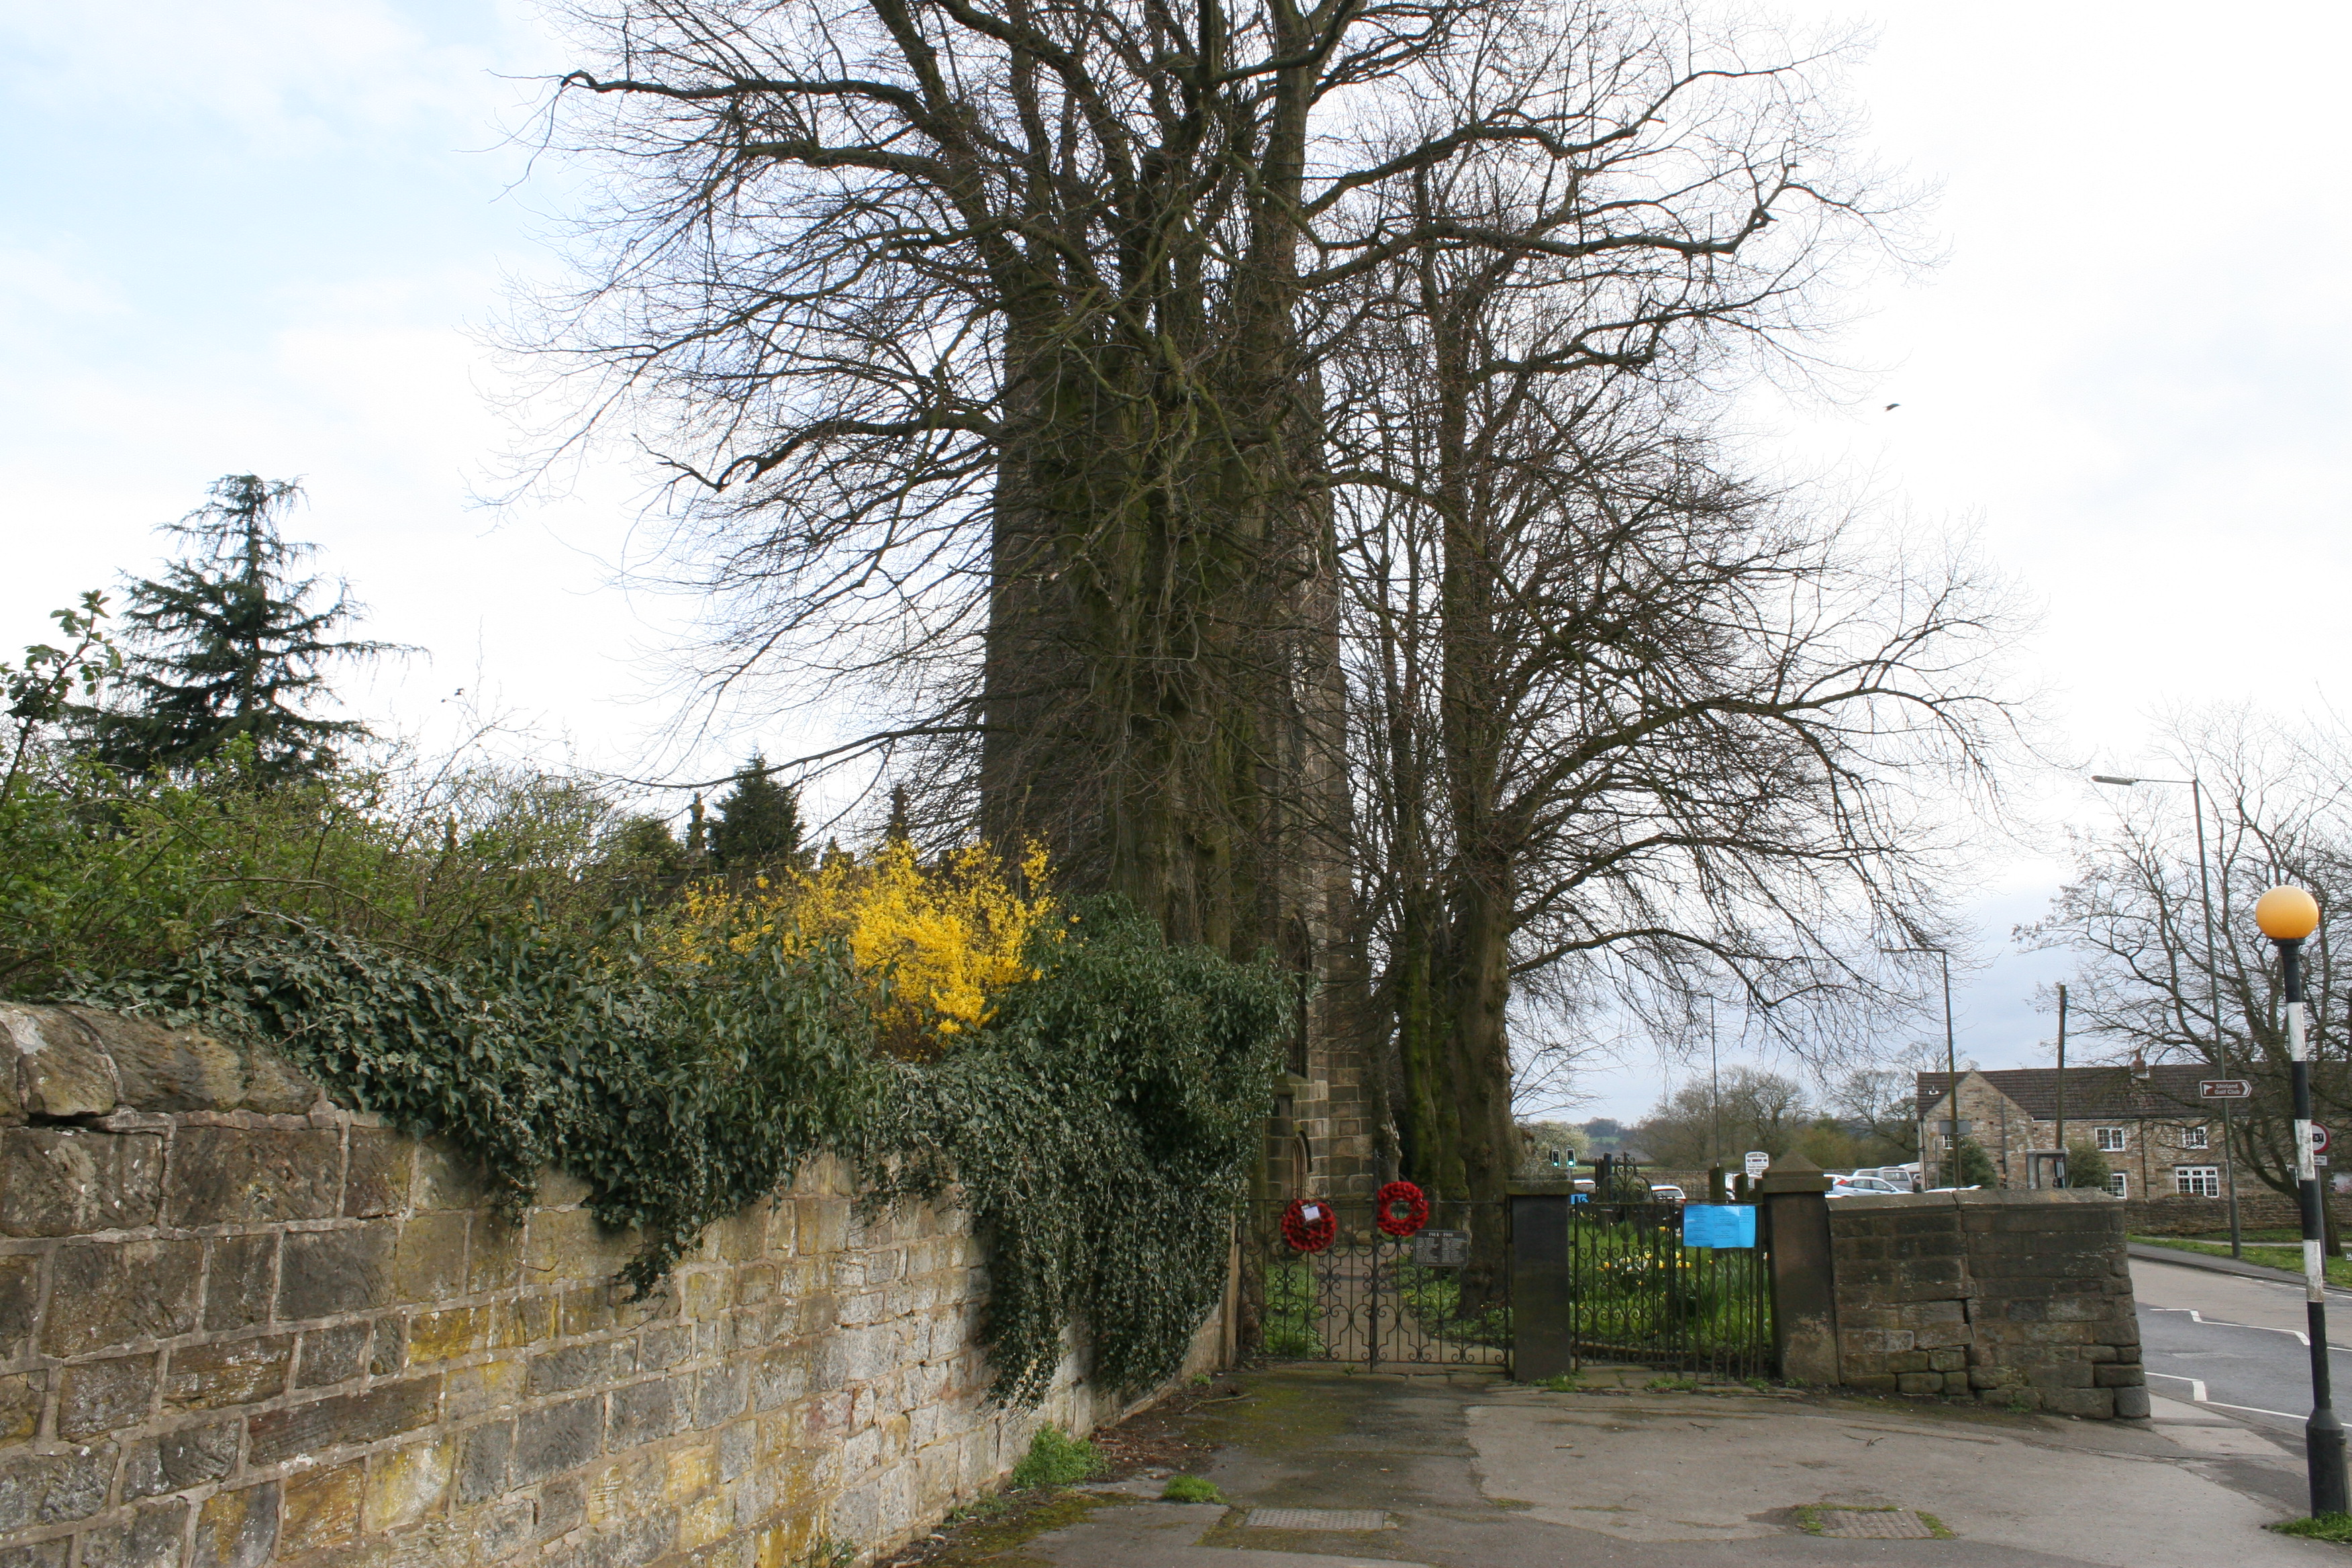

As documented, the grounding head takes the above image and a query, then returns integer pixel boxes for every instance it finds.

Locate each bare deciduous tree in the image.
[513,0,2019,1248]
[1634,1066,1811,1167]
[1330,248,2014,1209]
[2024,709,2352,1242]
[520,0,1883,954]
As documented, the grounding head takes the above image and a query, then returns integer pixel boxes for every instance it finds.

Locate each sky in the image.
[5,2,2347,1121]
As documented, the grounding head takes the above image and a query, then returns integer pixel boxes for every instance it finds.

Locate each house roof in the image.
[1917,1065,2213,1122]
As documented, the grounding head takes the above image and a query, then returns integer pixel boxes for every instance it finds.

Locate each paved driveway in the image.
[987,1367,2338,1568]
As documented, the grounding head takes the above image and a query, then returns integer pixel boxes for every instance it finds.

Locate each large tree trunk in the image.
[979,30,1344,952]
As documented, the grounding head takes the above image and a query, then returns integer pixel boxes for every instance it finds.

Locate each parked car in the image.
[1649,1183,1687,1203]
[1848,1165,1922,1191]
[1827,1175,1908,1197]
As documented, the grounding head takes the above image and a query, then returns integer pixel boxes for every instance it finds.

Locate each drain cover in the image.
[1243,1508,1393,1531]
[1815,1509,1937,1539]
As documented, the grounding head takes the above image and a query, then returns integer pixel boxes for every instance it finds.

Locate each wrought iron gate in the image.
[1567,1199,1773,1379]
[1240,1198,1512,1373]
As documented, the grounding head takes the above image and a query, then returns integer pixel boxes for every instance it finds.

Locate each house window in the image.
[2094,1126,2127,1153]
[2181,1126,2209,1150]
[2175,1165,2221,1197]
[2108,1173,2129,1197]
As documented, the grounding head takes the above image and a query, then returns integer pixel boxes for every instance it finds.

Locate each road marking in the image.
[2142,1304,2352,1351]
[2147,1366,2305,1420]
[2202,1398,2306,1422]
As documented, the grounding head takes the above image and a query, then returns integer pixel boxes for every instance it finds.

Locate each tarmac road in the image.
[2133,1254,2352,1432]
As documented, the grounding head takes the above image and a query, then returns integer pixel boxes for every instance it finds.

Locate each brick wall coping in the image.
[0,1002,328,1122]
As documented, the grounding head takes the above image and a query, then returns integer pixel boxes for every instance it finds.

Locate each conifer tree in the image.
[709,755,803,873]
[85,476,395,781]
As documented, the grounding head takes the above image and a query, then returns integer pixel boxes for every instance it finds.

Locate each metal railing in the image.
[1240,1198,1511,1373]
[1568,1199,1772,1380]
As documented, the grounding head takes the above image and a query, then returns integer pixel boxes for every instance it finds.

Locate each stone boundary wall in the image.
[2126,1190,2352,1236]
[0,1003,1217,1568]
[1824,1189,2146,1418]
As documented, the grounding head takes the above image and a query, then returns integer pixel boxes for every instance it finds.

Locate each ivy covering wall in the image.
[70,893,1287,1404]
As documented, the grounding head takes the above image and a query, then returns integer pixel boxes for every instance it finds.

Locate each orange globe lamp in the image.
[2256,885,2321,942]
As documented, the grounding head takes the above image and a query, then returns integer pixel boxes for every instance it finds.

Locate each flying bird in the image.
[1884,403,1901,411]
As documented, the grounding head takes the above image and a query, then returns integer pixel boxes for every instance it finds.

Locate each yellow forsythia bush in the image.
[673,839,1055,1056]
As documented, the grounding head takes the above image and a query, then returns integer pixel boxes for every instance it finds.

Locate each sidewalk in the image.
[919,1365,2346,1567]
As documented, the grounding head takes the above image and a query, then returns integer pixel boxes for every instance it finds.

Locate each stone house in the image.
[1916,1065,2224,1199]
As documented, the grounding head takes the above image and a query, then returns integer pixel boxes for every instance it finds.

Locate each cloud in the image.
[0,247,127,326]
[0,2,552,152]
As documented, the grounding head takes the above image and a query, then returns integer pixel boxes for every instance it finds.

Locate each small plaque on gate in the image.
[1412,1229,1470,1267]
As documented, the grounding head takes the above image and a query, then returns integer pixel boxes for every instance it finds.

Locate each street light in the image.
[2255,884,2344,1518]
[2092,773,2241,1257]
[1885,945,1960,1187]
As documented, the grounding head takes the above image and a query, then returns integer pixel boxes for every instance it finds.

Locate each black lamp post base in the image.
[2310,1408,2349,1518]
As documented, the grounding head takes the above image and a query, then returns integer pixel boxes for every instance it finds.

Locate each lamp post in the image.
[2094,773,2241,1257]
[2255,884,2344,1518]
[1708,1000,1721,1169]
[1886,946,1959,1186]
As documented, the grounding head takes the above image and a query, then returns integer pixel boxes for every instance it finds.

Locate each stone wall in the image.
[2127,1189,2352,1236]
[1824,1189,2147,1418]
[0,1002,1216,1568]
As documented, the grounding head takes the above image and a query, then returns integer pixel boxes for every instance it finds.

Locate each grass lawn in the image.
[2130,1234,2352,1289]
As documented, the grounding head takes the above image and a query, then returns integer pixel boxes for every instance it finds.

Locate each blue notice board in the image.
[1682,1204,1757,1249]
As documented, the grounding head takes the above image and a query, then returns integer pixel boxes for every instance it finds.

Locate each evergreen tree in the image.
[1951,1138,1998,1187]
[2064,1142,2113,1191]
[84,476,395,780]
[709,755,803,873]
[599,814,689,902]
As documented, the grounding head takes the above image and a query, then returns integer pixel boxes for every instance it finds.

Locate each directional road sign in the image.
[2200,1079,2254,1100]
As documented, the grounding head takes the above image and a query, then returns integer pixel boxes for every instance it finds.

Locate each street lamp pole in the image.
[2256,885,2345,1519]
[1885,944,1959,1187]
[1708,1001,1720,1170]
[2094,773,2241,1257]
[1936,949,1956,1187]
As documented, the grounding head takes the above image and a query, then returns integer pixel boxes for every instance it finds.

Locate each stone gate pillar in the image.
[1758,1153,1840,1384]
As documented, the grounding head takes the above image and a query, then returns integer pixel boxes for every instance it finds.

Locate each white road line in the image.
[2146,1367,2300,1418]
[2202,1398,2307,1422]
[2142,1304,2352,1351]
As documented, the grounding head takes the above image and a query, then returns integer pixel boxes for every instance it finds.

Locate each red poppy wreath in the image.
[1375,1179,1430,1238]
[1280,1197,1338,1253]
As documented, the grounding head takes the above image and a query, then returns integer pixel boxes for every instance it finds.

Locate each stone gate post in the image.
[1758,1154,1840,1384]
